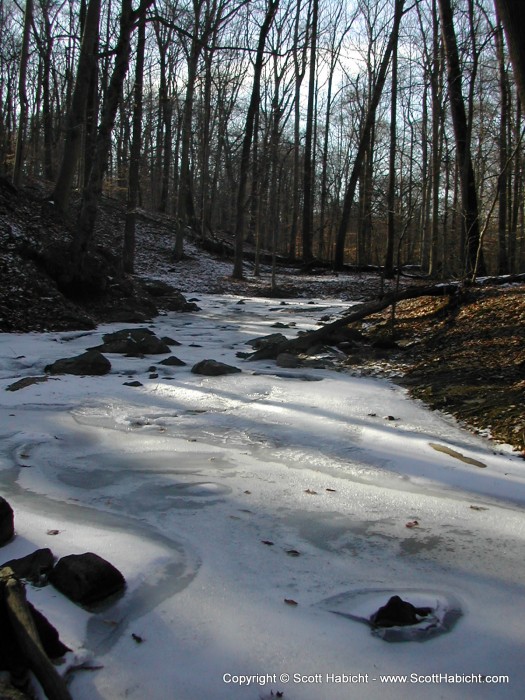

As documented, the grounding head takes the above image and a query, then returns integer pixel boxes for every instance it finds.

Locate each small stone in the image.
[191,359,241,376]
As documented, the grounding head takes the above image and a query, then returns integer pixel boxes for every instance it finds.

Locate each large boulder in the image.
[191,359,241,376]
[0,498,14,546]
[45,349,111,376]
[93,328,171,356]
[49,552,126,605]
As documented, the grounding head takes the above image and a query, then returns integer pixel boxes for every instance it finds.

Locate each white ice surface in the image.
[0,294,524,699]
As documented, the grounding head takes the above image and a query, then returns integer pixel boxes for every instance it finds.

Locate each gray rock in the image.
[45,350,111,376]
[0,497,14,546]
[191,359,242,376]
[49,552,126,605]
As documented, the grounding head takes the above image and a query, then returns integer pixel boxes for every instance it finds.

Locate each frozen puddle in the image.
[319,588,463,642]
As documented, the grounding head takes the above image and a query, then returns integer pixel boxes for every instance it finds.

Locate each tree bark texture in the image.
[438,0,485,276]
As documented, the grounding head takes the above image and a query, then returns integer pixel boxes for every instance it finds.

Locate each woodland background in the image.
[2,0,525,286]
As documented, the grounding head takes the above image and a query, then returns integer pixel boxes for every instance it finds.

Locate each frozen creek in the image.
[0,294,524,700]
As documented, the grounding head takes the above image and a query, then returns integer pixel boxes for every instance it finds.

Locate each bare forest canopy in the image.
[2,0,525,286]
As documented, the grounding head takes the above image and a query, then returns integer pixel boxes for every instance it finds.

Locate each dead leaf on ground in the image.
[284,598,298,606]
[304,488,318,495]
[405,520,419,528]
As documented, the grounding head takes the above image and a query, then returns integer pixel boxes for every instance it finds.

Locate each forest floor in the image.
[0,176,523,454]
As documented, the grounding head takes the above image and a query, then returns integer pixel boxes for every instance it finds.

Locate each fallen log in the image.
[1,567,72,700]
[247,282,461,361]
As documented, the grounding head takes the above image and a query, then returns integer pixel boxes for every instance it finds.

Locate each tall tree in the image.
[438,0,485,276]
[232,0,280,279]
[494,0,525,110]
[72,0,154,278]
[383,0,401,278]
[52,0,101,212]
[334,0,405,270]
[301,0,318,263]
[12,0,34,187]
[123,1,147,274]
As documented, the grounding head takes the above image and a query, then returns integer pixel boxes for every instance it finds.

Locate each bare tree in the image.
[52,0,101,212]
[494,0,525,109]
[232,0,280,280]
[334,0,405,270]
[438,0,485,276]
[12,0,34,187]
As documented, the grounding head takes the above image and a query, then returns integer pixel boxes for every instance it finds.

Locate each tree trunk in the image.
[123,5,146,274]
[334,0,405,270]
[73,0,147,272]
[301,0,318,263]
[494,0,525,110]
[438,0,485,277]
[12,0,33,187]
[52,0,101,212]
[384,0,402,278]
[495,18,509,274]
[247,282,461,361]
[232,0,280,280]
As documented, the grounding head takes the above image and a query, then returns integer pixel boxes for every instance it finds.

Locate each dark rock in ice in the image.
[45,349,111,376]
[93,328,171,356]
[371,595,432,628]
[49,552,126,606]
[159,356,186,366]
[191,359,242,376]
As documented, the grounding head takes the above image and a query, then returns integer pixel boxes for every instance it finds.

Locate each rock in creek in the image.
[370,595,432,628]
[49,552,126,606]
[45,349,111,376]
[191,359,241,376]
[93,327,171,356]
